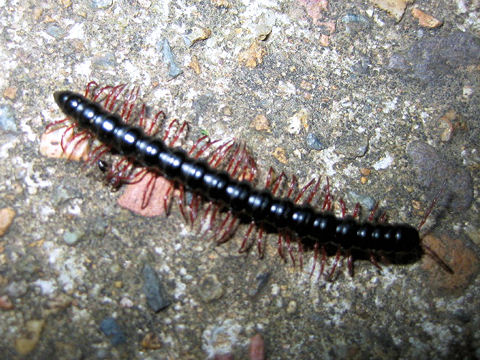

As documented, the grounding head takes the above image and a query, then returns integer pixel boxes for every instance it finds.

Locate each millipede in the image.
[46,82,453,279]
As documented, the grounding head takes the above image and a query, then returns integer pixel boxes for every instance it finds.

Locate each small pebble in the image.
[287,108,309,135]
[15,319,45,355]
[100,317,126,346]
[199,274,224,302]
[184,27,212,47]
[0,207,15,236]
[3,87,17,100]
[189,55,201,74]
[63,230,84,245]
[249,272,270,297]
[143,263,171,312]
[249,333,265,360]
[306,132,325,150]
[46,24,65,39]
[348,191,376,211]
[250,114,271,132]
[287,300,297,314]
[90,0,113,9]
[162,39,183,78]
[92,52,116,69]
[238,41,267,68]
[372,0,407,22]
[411,7,443,28]
[0,295,14,310]
[0,104,17,132]
[272,147,287,164]
[141,333,162,350]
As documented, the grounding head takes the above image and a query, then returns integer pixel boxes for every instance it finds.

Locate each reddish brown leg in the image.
[327,248,342,280]
[305,178,321,205]
[322,178,333,211]
[347,251,354,276]
[286,175,298,199]
[45,118,69,133]
[169,121,188,147]
[194,139,220,159]
[239,221,256,253]
[92,85,113,102]
[352,203,361,218]
[257,227,265,258]
[141,173,158,209]
[216,212,239,244]
[277,234,286,261]
[209,140,235,168]
[339,198,347,218]
[368,203,379,222]
[164,184,174,215]
[176,185,189,223]
[379,212,388,223]
[318,246,327,280]
[285,233,296,267]
[85,81,99,98]
[265,167,275,189]
[369,252,382,271]
[271,172,286,195]
[294,178,316,203]
[62,129,91,159]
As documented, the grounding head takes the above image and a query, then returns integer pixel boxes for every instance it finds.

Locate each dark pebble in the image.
[306,133,325,150]
[388,31,480,83]
[143,263,171,312]
[161,39,183,78]
[249,272,270,297]
[100,317,126,346]
[407,141,473,210]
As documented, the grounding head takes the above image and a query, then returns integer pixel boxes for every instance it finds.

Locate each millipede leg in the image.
[318,246,327,280]
[322,177,333,211]
[85,81,99,98]
[286,175,298,199]
[339,198,347,218]
[45,118,69,133]
[369,252,382,271]
[294,178,316,203]
[327,248,342,281]
[164,184,174,216]
[176,185,189,223]
[239,221,256,253]
[265,167,275,188]
[368,202,379,222]
[141,173,158,209]
[216,212,239,244]
[305,177,321,205]
[169,121,188,147]
[347,251,354,276]
[257,227,265,258]
[352,203,361,218]
[277,234,286,261]
[211,140,235,168]
[285,233,296,267]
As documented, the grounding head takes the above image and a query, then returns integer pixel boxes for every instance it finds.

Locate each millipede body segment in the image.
[52,89,425,273]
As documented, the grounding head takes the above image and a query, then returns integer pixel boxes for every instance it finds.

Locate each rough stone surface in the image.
[0,0,478,359]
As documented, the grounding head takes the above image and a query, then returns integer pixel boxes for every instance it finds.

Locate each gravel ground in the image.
[0,0,479,359]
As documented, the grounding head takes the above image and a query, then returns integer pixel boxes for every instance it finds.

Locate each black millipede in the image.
[47,83,453,279]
